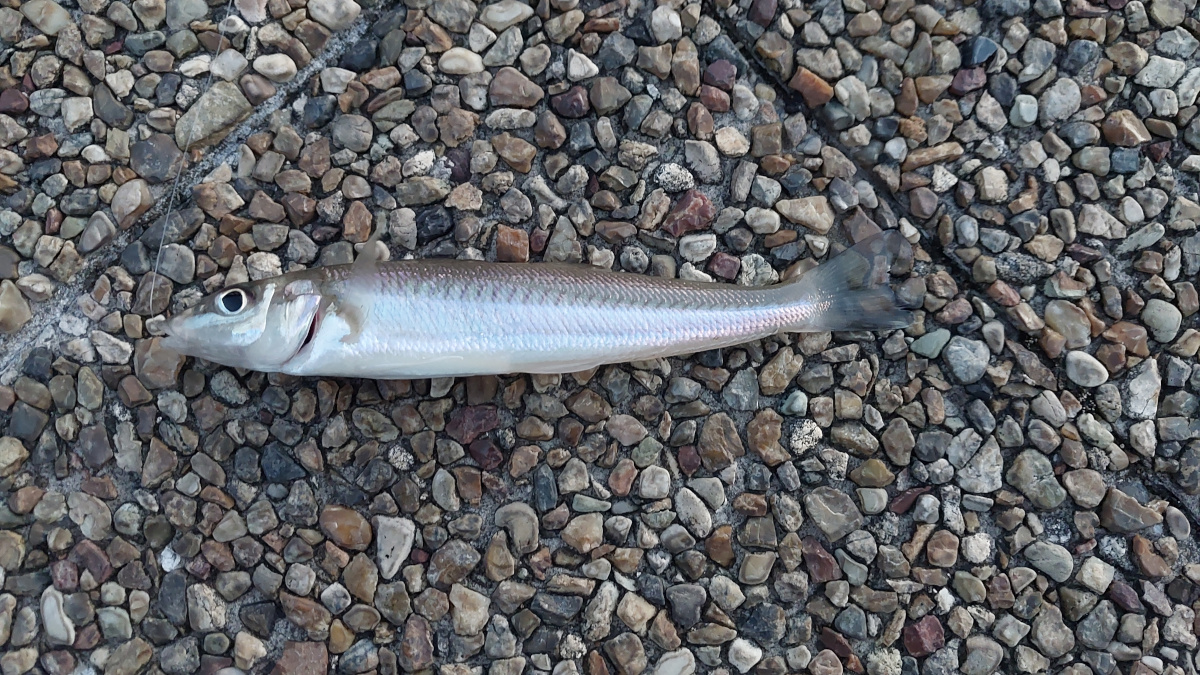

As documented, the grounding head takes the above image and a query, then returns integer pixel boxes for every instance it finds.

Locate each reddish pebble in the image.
[530,228,549,253]
[1146,141,1171,162]
[820,627,854,658]
[1107,579,1145,612]
[272,641,329,675]
[699,85,730,112]
[703,60,738,91]
[73,624,101,650]
[948,67,986,96]
[445,405,500,445]
[678,445,701,476]
[69,540,113,584]
[41,651,75,675]
[903,615,945,657]
[661,190,716,237]
[889,486,932,514]
[1080,84,1108,106]
[788,67,834,107]
[0,88,28,114]
[687,102,714,139]
[496,224,530,262]
[469,437,505,471]
[801,536,842,582]
[550,85,591,118]
[748,0,776,25]
[50,560,79,591]
[708,252,741,280]
[608,458,638,495]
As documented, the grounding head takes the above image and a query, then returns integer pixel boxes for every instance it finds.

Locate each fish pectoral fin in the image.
[332,297,368,345]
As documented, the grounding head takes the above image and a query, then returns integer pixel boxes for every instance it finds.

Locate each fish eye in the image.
[217,289,247,314]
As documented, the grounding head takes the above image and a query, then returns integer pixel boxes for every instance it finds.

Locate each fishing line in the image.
[147,0,240,320]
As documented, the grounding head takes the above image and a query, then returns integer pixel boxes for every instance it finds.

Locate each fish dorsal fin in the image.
[352,225,386,278]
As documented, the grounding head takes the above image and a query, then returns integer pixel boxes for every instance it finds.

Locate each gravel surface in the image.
[1,0,1200,673]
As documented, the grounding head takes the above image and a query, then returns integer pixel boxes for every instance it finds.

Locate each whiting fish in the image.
[160,230,914,378]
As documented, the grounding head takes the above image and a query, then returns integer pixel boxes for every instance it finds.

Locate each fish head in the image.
[161,277,323,371]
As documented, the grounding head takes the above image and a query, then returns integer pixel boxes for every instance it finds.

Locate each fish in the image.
[160,230,914,378]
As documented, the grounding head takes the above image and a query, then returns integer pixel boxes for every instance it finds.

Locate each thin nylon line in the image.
[148,0,240,317]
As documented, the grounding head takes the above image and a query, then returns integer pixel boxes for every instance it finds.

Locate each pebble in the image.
[728,638,763,673]
[942,337,989,383]
[319,506,372,551]
[254,54,298,82]
[308,0,360,30]
[375,516,415,579]
[776,197,834,233]
[22,0,73,34]
[804,487,863,542]
[1065,351,1109,387]
[1141,299,1182,342]
[1023,542,1074,583]
[1039,78,1081,124]
[0,281,32,333]
[480,0,533,30]
[440,48,486,75]
[175,81,253,148]
[1006,450,1067,509]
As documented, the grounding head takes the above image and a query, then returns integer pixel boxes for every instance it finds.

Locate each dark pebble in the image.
[594,33,637,71]
[1111,148,1140,173]
[303,95,338,128]
[703,35,750,77]
[988,72,1018,107]
[416,206,453,243]
[959,36,998,67]
[124,30,166,54]
[156,74,181,107]
[340,37,379,71]
[261,443,306,483]
[1061,39,1101,76]
[404,70,433,96]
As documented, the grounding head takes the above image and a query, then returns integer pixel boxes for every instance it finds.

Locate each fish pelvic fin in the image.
[782,230,914,332]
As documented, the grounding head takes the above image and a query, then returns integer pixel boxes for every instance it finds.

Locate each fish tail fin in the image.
[781,230,914,332]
